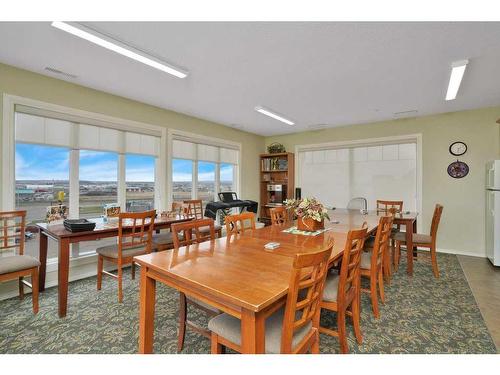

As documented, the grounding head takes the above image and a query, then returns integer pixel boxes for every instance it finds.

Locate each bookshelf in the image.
[259,152,295,225]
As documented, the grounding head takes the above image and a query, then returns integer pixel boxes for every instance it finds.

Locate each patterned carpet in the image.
[0,253,496,354]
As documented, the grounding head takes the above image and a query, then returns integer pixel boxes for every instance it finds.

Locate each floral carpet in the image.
[0,253,496,354]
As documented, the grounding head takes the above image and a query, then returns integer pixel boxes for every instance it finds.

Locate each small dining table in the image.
[134,209,407,354]
[36,214,193,317]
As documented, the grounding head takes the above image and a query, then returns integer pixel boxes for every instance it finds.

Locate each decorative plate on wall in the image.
[449,141,467,156]
[447,160,469,178]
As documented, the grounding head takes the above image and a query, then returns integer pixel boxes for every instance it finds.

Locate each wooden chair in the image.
[394,204,443,278]
[225,212,256,236]
[319,224,368,353]
[184,199,222,238]
[270,206,288,225]
[0,210,39,314]
[208,244,332,354]
[376,200,403,213]
[151,202,187,252]
[361,215,394,318]
[96,210,155,302]
[171,218,220,352]
[376,200,404,278]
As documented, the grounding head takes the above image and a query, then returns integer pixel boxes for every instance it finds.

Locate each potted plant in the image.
[284,197,330,231]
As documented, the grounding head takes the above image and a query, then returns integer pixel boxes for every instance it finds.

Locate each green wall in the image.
[266,106,500,256]
[0,63,266,206]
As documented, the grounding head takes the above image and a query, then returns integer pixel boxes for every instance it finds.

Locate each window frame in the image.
[167,129,241,209]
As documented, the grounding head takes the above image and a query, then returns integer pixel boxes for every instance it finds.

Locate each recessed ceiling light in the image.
[445,60,468,101]
[255,106,294,125]
[51,21,188,79]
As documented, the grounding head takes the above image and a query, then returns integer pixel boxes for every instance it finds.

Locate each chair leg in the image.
[311,329,320,354]
[117,265,123,303]
[31,268,39,314]
[18,276,24,300]
[131,262,136,280]
[211,333,224,354]
[394,241,401,271]
[351,297,363,345]
[177,292,187,352]
[97,255,103,290]
[370,276,379,319]
[378,269,385,304]
[337,309,348,354]
[430,245,440,278]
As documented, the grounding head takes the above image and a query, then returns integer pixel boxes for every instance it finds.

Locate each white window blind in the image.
[298,142,417,211]
[172,139,239,165]
[15,112,160,157]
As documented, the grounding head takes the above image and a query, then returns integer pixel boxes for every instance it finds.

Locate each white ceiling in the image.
[0,22,499,136]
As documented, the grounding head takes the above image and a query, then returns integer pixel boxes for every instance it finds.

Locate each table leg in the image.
[38,232,48,292]
[139,267,156,354]
[58,238,70,317]
[406,221,415,276]
[240,308,265,354]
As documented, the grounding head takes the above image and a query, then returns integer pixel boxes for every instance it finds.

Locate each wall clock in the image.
[447,160,469,178]
[449,141,467,156]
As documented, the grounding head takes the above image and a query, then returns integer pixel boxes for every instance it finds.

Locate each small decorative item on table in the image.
[284,197,330,232]
[103,203,120,223]
[46,205,68,223]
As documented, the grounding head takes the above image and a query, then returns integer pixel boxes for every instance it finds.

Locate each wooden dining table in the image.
[36,214,193,317]
[135,208,418,354]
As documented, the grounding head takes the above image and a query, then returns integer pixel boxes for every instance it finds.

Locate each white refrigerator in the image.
[486,160,500,266]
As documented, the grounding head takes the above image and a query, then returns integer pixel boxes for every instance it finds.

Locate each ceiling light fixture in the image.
[51,21,188,78]
[445,60,468,101]
[255,106,294,125]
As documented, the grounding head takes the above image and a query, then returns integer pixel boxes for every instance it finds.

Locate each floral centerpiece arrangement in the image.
[284,197,330,231]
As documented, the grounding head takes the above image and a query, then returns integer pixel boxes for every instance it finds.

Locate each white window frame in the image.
[295,134,423,232]
[167,129,241,209]
[2,94,168,215]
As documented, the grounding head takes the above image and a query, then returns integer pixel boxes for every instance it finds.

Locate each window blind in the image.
[172,139,239,164]
[298,142,417,211]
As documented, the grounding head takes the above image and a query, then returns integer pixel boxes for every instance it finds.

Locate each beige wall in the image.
[0,63,265,206]
[266,106,500,256]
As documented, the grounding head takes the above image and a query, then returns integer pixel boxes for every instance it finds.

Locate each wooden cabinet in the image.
[259,152,295,225]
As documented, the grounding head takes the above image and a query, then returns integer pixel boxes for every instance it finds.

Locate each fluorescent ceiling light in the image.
[445,60,468,101]
[51,21,188,78]
[255,106,294,125]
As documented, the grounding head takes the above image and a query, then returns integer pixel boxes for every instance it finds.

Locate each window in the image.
[126,154,155,212]
[79,150,118,218]
[220,163,235,192]
[172,159,193,202]
[298,141,418,211]
[198,161,216,205]
[171,138,239,205]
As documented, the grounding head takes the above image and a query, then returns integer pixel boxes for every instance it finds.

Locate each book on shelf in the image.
[261,157,288,171]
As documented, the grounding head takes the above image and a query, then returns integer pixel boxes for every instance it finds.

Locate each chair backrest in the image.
[117,210,156,260]
[184,199,204,219]
[270,206,288,225]
[347,197,367,210]
[0,210,26,256]
[376,200,403,213]
[369,215,394,271]
[171,218,216,248]
[430,204,444,240]
[338,224,368,306]
[225,212,256,236]
[172,201,187,214]
[281,243,332,353]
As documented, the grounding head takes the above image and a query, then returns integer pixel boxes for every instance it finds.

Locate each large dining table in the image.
[134,208,418,354]
[36,214,193,317]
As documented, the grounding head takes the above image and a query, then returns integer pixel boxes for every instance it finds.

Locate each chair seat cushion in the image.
[152,232,178,246]
[393,232,432,244]
[96,243,147,259]
[208,308,312,353]
[198,223,222,234]
[0,255,40,275]
[322,273,340,302]
[360,251,372,270]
